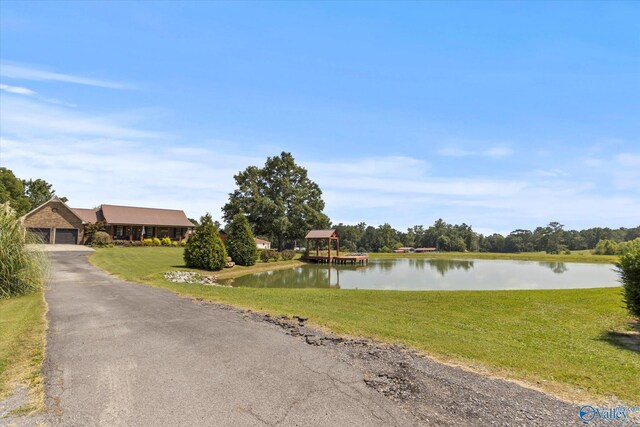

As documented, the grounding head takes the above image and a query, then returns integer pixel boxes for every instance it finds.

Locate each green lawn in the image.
[0,292,47,413]
[91,247,639,405]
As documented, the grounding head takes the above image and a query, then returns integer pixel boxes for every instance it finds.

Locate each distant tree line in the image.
[334,220,640,254]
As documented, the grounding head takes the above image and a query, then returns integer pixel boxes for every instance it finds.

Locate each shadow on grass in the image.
[599,321,640,353]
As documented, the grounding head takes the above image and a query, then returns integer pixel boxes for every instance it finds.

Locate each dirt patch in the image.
[196,299,638,426]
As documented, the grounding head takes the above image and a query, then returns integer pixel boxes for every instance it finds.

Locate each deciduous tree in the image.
[223,152,330,250]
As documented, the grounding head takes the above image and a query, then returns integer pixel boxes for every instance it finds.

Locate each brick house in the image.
[21,197,195,244]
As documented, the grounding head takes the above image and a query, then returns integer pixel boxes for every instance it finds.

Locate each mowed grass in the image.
[0,292,47,413]
[91,247,639,405]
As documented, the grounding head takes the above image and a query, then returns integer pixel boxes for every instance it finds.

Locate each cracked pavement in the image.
[40,251,418,426]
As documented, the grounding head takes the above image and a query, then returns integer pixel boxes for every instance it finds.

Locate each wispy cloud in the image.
[1,95,160,139]
[533,168,568,177]
[1,86,638,233]
[616,153,640,167]
[437,145,513,158]
[0,83,36,96]
[1,62,132,89]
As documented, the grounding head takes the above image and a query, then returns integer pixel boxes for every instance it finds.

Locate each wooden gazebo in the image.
[305,229,340,261]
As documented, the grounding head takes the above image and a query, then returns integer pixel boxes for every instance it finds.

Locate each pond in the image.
[223,258,619,291]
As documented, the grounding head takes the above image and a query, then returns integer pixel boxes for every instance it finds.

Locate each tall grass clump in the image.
[0,203,48,298]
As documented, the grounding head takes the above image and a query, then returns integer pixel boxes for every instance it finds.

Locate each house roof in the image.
[255,238,270,244]
[72,208,99,223]
[99,204,195,227]
[305,229,338,239]
[21,197,87,224]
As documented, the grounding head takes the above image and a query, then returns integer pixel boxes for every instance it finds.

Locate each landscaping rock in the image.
[163,271,222,286]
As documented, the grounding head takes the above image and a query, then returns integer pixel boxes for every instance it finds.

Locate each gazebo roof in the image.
[305,229,338,239]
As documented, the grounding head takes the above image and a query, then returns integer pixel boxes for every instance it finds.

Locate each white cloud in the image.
[534,168,568,177]
[616,153,640,167]
[437,145,513,158]
[1,95,161,139]
[1,61,131,89]
[1,88,638,232]
[0,83,36,96]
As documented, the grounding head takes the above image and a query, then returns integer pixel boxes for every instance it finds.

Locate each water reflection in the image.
[225,266,333,288]
[224,258,617,291]
[538,262,568,274]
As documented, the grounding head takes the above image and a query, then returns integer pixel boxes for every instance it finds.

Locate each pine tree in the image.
[184,213,227,271]
[226,213,257,266]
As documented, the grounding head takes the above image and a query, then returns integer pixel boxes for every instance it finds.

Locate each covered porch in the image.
[109,224,191,241]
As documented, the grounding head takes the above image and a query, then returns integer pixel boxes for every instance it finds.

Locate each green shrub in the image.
[152,237,161,246]
[594,239,619,255]
[617,249,640,318]
[92,231,112,247]
[226,213,257,266]
[281,249,295,260]
[180,240,187,247]
[143,238,153,246]
[131,241,143,247]
[84,220,107,245]
[260,250,272,263]
[161,237,172,246]
[619,238,640,255]
[270,251,280,261]
[0,203,48,297]
[184,213,227,271]
[171,241,178,247]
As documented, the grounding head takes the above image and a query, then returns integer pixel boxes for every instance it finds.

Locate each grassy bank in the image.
[90,247,638,405]
[0,292,47,413]
[369,250,618,264]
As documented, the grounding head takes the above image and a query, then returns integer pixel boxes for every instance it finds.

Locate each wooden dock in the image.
[305,255,369,265]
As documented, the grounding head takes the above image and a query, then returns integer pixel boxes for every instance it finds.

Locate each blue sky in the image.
[1,1,638,234]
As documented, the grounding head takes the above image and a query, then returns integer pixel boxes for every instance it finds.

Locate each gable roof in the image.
[72,208,100,223]
[99,204,194,227]
[20,197,87,224]
[305,229,338,239]
[255,238,270,244]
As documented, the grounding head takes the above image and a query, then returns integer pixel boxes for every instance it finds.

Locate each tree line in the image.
[333,220,640,254]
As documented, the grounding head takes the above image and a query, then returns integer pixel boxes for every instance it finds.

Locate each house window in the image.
[173,228,182,239]
[116,226,123,237]
[145,226,154,238]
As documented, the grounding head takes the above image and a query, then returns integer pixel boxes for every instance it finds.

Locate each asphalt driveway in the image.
[43,251,417,426]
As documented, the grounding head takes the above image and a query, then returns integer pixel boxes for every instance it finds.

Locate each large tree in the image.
[23,178,67,208]
[0,168,30,216]
[222,152,330,250]
[0,168,67,216]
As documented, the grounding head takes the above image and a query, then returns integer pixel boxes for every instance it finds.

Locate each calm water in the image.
[223,259,619,291]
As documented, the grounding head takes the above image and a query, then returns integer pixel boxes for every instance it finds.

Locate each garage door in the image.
[28,228,51,243]
[55,228,78,244]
